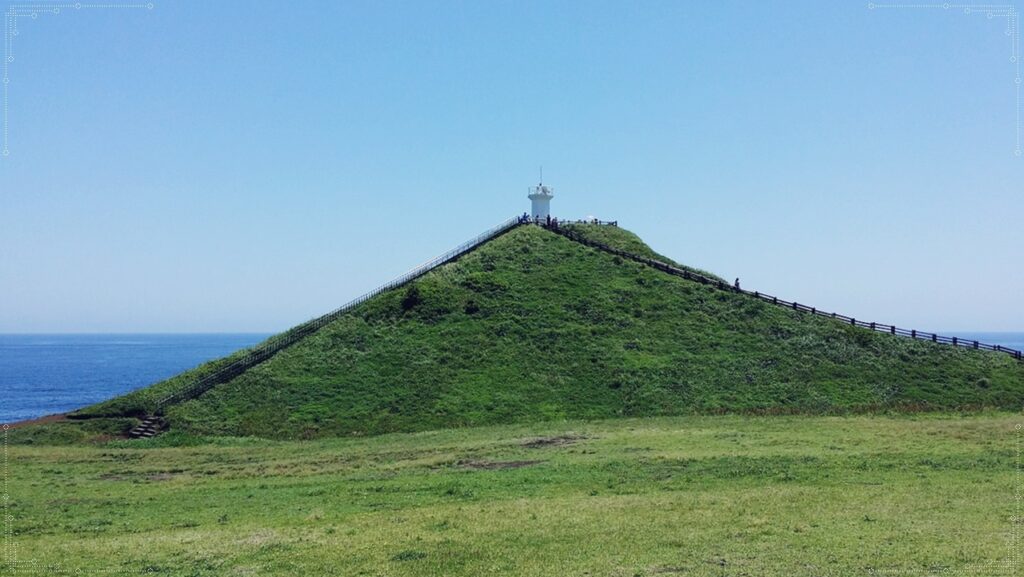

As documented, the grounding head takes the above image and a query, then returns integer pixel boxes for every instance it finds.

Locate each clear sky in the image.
[1,0,1021,333]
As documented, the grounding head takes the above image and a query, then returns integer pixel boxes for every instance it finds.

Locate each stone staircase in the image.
[127,415,165,440]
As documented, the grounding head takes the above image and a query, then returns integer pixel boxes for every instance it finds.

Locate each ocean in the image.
[951,333,1024,352]
[1,332,1022,424]
[0,333,271,423]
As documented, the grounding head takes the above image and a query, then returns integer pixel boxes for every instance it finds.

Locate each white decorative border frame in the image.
[869,3,1021,156]
[2,2,154,157]
[1013,423,1022,576]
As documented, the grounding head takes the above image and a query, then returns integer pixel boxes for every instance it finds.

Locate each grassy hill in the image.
[26,223,1024,442]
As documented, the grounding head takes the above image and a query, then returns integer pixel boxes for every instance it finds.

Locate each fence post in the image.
[851,318,856,326]
[952,337,958,346]
[890,326,895,335]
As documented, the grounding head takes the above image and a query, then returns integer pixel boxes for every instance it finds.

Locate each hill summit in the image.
[58,222,1024,440]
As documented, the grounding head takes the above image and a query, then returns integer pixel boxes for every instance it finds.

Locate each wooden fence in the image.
[545,222,1023,361]
[156,215,1022,413]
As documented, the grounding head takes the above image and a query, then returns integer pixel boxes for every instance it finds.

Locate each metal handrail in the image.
[155,215,527,410]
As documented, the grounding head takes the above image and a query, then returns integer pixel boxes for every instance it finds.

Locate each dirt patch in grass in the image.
[97,473,128,481]
[4,413,68,428]
[649,565,688,574]
[457,459,543,470]
[238,529,280,547]
[521,434,586,448]
[146,473,176,482]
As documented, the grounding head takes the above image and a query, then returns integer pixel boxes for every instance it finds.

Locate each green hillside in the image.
[37,223,1024,441]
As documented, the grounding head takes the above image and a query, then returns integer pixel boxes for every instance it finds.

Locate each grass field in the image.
[6,413,1021,576]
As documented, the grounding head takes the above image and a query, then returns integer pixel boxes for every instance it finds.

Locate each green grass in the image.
[561,222,724,281]
[48,224,1024,441]
[12,224,1019,575]
[6,413,1021,576]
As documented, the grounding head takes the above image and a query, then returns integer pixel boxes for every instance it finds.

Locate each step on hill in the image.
[53,221,1024,441]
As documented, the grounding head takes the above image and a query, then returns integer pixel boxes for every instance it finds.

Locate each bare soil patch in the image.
[649,565,688,574]
[4,413,68,429]
[457,459,543,470]
[97,473,128,481]
[146,473,177,482]
[521,434,586,448]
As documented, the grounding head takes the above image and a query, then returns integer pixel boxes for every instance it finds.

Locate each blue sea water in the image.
[0,334,271,423]
[950,333,1024,352]
[1,331,1022,424]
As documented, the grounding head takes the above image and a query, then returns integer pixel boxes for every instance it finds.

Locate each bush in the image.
[401,285,422,311]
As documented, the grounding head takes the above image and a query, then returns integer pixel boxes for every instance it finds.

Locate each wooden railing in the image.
[543,222,1023,362]
[155,213,1020,413]
[154,216,528,411]
[522,216,619,227]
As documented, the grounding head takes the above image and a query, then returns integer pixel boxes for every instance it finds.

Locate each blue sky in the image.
[1,0,1021,332]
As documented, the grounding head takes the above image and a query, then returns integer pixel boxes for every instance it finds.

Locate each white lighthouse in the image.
[528,182,554,221]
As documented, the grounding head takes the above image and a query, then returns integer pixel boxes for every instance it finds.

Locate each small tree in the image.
[401,285,422,312]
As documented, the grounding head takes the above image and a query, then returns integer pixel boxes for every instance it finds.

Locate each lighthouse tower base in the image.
[528,184,554,221]
[530,196,551,220]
